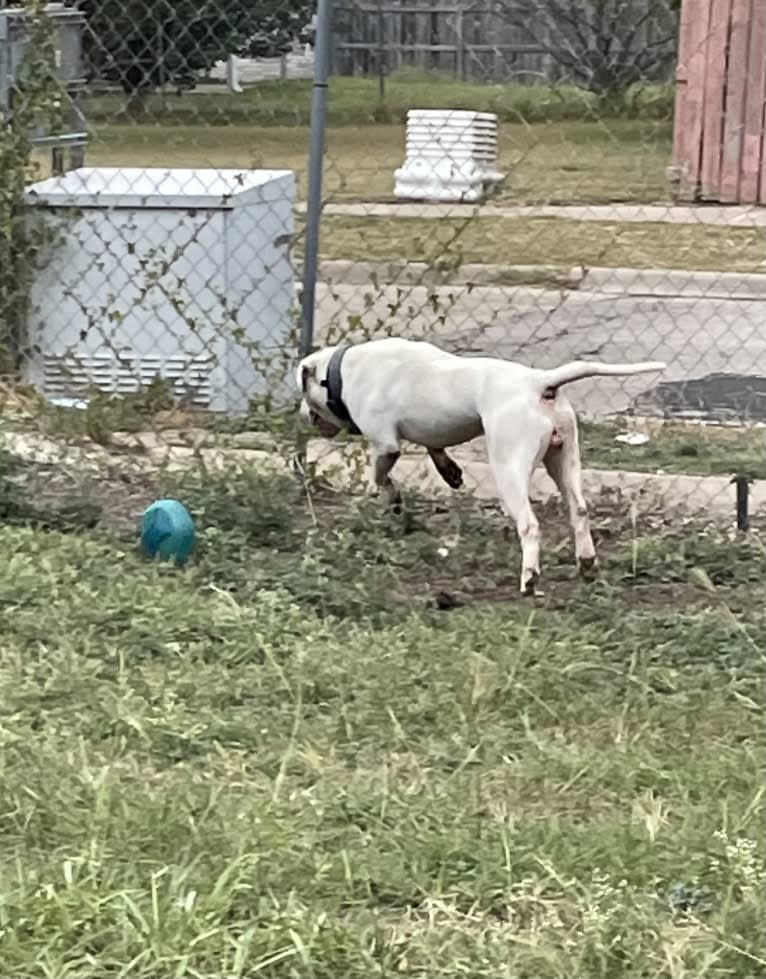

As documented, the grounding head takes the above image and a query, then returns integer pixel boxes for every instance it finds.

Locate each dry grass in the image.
[316,214,766,274]
[85,118,673,206]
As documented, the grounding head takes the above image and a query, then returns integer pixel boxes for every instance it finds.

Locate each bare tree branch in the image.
[494,0,678,93]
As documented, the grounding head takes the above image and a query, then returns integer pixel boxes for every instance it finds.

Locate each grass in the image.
[83,75,676,127]
[72,111,747,276]
[76,74,675,206]
[83,119,674,206]
[317,214,766,274]
[74,79,698,276]
[40,74,761,299]
[84,119,742,275]
[581,420,766,479]
[0,453,764,977]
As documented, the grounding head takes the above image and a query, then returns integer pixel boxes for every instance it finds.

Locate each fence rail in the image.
[332,0,678,83]
[332,1,550,81]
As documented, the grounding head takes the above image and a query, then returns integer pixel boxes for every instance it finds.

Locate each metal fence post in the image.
[377,0,386,100]
[300,0,333,359]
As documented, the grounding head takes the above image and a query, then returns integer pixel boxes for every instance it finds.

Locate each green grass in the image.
[582,421,766,479]
[317,214,766,274]
[0,456,763,977]
[83,75,676,127]
[83,118,673,206]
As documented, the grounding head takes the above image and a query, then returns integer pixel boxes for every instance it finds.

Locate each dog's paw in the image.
[430,451,464,490]
[578,556,599,581]
[441,461,464,490]
[520,571,540,597]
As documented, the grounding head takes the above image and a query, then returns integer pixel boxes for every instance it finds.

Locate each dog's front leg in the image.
[373,450,402,511]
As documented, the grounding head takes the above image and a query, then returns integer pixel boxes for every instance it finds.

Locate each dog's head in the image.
[296,347,343,438]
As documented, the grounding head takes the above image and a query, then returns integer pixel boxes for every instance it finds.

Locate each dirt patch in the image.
[1,439,759,618]
[1,454,160,536]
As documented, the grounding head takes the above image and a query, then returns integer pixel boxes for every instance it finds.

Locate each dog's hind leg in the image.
[543,428,597,579]
[485,413,552,595]
[428,448,463,489]
[497,474,542,595]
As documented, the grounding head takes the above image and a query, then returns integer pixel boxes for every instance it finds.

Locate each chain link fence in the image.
[305,0,766,537]
[0,0,764,551]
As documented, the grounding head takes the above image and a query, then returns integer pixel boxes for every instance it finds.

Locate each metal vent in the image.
[42,353,213,407]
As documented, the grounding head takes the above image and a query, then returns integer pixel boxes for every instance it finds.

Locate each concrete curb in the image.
[317,259,578,289]
[317,259,766,298]
[581,266,766,299]
[307,200,766,227]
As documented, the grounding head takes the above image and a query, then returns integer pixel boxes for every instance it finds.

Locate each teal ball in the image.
[141,499,195,567]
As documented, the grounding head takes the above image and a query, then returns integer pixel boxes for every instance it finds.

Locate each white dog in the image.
[297,338,664,595]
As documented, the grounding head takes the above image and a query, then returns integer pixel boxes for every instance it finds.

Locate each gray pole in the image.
[300,0,332,359]
[377,0,385,100]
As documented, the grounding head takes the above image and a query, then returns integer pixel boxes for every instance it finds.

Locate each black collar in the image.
[320,344,361,435]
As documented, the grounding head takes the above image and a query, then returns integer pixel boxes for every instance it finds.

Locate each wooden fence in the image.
[332,0,677,84]
[671,0,766,203]
[332,2,550,81]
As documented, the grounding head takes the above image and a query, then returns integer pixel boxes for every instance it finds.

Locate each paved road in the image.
[316,279,766,420]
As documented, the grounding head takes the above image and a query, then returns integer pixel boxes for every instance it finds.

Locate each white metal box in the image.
[23,166,296,412]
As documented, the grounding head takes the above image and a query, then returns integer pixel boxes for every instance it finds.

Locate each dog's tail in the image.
[538,360,665,393]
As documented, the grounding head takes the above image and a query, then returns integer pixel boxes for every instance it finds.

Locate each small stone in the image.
[230,431,280,452]
[161,428,210,449]
[110,431,146,451]
[152,408,204,430]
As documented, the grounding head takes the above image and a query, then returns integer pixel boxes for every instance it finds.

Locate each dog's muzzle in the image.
[309,408,343,438]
